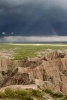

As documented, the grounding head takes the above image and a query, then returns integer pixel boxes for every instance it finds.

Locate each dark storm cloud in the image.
[0,0,67,37]
[0,0,31,7]
[0,0,67,9]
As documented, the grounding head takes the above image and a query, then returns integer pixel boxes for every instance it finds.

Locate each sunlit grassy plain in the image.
[0,43,67,60]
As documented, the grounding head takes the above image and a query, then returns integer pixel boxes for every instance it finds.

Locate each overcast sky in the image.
[0,0,67,8]
[0,0,67,42]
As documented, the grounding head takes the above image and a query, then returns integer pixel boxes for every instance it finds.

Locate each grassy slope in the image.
[0,43,67,60]
[0,88,67,100]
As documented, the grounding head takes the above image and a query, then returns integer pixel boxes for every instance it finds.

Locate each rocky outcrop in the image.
[0,58,14,86]
[0,58,13,72]
[0,50,67,95]
[42,50,65,61]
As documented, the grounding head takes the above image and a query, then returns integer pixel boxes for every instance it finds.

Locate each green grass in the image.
[0,87,67,100]
[0,43,67,60]
[0,88,44,100]
[30,89,43,98]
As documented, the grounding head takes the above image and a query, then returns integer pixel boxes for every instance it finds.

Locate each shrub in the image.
[61,96,67,100]
[25,96,34,100]
[4,88,15,98]
[52,92,63,98]
[37,85,41,90]
[15,89,33,100]
[45,88,53,95]
[30,89,43,98]
[45,88,63,98]
[15,89,29,99]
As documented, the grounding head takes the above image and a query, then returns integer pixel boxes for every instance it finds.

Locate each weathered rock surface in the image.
[0,85,37,92]
[0,50,67,95]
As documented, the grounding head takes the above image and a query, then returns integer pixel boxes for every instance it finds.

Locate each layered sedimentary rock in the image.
[0,50,67,95]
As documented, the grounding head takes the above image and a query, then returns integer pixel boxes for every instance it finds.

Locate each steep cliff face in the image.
[0,58,13,72]
[0,50,67,95]
[0,58,13,86]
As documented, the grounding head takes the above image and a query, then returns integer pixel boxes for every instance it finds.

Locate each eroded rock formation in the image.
[0,50,67,95]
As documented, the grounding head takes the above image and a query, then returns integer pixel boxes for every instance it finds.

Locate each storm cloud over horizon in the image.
[0,0,67,42]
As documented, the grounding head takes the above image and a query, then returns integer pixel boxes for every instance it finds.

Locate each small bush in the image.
[45,88,63,98]
[15,89,34,100]
[52,92,63,98]
[61,96,67,100]
[25,96,34,100]
[15,89,29,98]
[45,88,53,95]
[4,88,15,98]
[30,89,43,98]
[37,85,41,90]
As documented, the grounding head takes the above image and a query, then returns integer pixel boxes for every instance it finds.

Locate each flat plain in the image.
[0,43,67,60]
